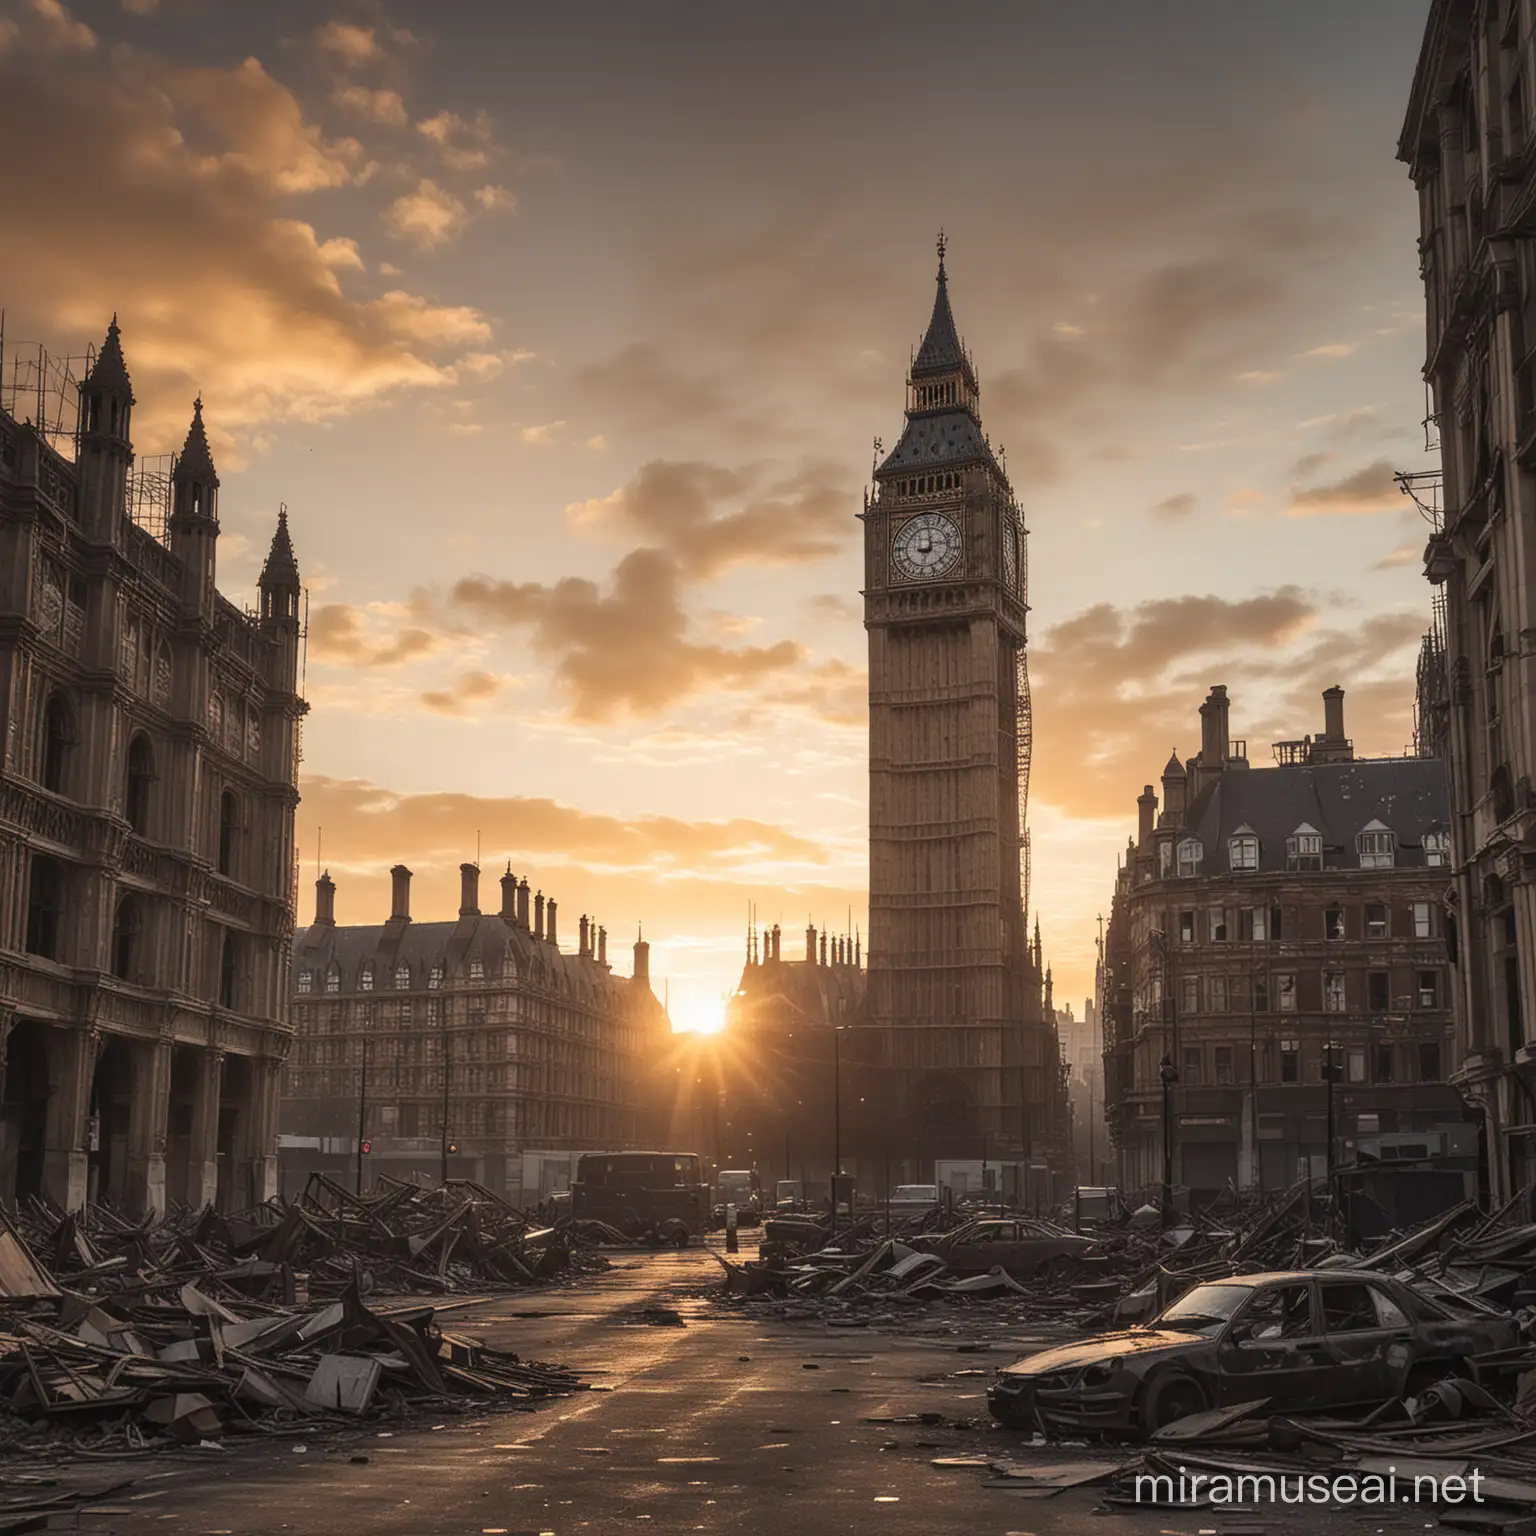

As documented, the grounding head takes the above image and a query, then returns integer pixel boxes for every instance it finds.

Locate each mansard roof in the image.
[293,914,648,1008]
[1178,757,1449,874]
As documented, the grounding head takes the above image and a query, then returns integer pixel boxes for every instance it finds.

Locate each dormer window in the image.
[469,959,485,981]
[1357,820,1396,869]
[428,963,443,990]
[297,969,313,995]
[1228,828,1260,872]
[1286,824,1323,871]
[1424,831,1449,867]
[360,963,374,992]
[325,964,340,994]
[394,963,411,990]
[1176,837,1203,877]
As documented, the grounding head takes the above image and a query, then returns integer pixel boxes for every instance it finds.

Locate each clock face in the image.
[1002,522,1019,591]
[891,511,962,582]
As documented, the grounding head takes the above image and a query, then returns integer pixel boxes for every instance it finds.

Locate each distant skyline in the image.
[0,0,1439,1027]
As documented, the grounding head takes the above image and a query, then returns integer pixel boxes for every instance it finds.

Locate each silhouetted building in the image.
[1402,0,1536,1205]
[280,864,671,1199]
[1103,686,1461,1203]
[0,320,304,1214]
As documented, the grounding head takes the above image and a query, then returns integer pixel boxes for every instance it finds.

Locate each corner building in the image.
[280,864,672,1199]
[1102,686,1462,1201]
[1402,0,1536,1204]
[0,322,304,1214]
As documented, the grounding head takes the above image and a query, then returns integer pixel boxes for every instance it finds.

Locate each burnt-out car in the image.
[911,1217,1097,1279]
[987,1269,1518,1437]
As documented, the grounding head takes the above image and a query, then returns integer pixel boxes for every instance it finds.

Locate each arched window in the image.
[428,963,443,990]
[112,895,141,981]
[218,791,239,877]
[469,958,485,981]
[394,963,410,990]
[25,855,64,959]
[41,694,75,795]
[360,963,374,992]
[297,968,313,994]
[125,733,155,835]
[219,932,239,1009]
[325,963,340,994]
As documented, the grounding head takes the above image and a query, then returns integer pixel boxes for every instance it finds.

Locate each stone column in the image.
[185,1047,223,1211]
[42,1027,96,1213]
[0,1009,16,1204]
[233,1055,279,1208]
[125,1038,171,1217]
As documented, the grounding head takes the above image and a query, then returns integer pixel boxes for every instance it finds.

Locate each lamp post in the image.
[1159,1052,1178,1228]
[355,1031,371,1196]
[440,1018,452,1186]
[1322,1039,1342,1231]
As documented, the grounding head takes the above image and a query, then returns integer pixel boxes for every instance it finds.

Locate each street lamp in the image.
[1159,1052,1178,1228]
[1322,1040,1342,1230]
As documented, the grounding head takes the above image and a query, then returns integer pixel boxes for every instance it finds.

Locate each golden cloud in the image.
[564,458,851,578]
[308,604,446,668]
[0,12,502,450]
[447,550,807,723]
[1150,492,1196,519]
[1286,459,1401,516]
[334,84,408,127]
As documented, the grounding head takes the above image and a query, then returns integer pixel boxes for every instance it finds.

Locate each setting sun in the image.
[669,991,728,1035]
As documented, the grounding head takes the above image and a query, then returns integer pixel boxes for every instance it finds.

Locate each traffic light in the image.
[360,1140,371,1155]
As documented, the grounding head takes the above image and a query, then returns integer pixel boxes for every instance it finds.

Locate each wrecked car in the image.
[912,1216,1097,1279]
[987,1269,1518,1437]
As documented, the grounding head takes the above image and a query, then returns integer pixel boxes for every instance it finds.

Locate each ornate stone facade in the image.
[1401,0,1536,1204]
[0,321,304,1215]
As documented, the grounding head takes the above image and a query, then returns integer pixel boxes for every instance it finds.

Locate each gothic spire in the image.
[259,506,300,593]
[174,397,218,489]
[84,315,135,403]
[912,232,968,379]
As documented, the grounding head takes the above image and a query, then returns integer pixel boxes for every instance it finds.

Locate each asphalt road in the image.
[55,1241,1443,1536]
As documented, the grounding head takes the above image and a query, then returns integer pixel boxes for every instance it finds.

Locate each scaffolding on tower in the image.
[1015,501,1033,937]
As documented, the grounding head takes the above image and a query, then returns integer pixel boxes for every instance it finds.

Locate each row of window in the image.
[1175,1038,1442,1086]
[893,469,963,497]
[1173,967,1443,1015]
[1165,826,1448,877]
[1173,901,1438,945]
[39,696,247,874]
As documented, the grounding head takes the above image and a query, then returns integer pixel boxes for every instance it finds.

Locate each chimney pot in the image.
[806,924,818,965]
[500,866,517,919]
[579,914,590,956]
[314,869,336,927]
[1323,685,1346,742]
[459,861,480,917]
[1136,785,1158,848]
[517,878,530,929]
[389,864,412,922]
[598,925,608,965]
[546,899,558,948]
[633,930,651,988]
[534,890,545,941]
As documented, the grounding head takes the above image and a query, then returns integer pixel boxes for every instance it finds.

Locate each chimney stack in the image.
[579,914,590,957]
[806,924,818,964]
[820,930,828,967]
[500,865,517,919]
[546,899,558,948]
[314,869,336,926]
[1323,685,1346,742]
[1199,685,1231,775]
[597,925,608,965]
[771,923,781,962]
[517,878,530,929]
[1137,785,1158,848]
[534,890,545,940]
[459,862,480,917]
[389,864,412,922]
[633,928,651,988]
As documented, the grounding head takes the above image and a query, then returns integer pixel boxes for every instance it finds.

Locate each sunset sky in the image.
[0,0,1441,1030]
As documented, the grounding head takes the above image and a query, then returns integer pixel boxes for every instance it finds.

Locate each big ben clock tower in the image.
[860,237,1058,1170]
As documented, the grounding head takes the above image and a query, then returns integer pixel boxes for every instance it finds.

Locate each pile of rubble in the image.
[5,1175,612,1306]
[0,1202,587,1459]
